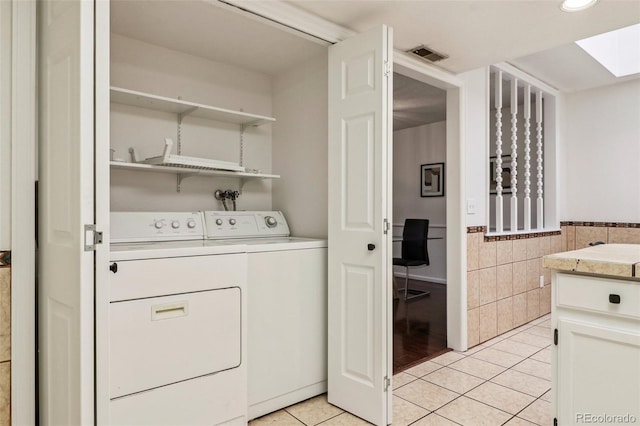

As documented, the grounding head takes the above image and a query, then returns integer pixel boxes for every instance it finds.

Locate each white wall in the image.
[393,121,447,283]
[563,79,640,222]
[0,1,10,248]
[459,67,489,228]
[272,53,328,239]
[110,34,274,212]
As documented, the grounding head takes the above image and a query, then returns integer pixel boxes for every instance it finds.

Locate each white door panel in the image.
[38,0,96,424]
[328,25,393,426]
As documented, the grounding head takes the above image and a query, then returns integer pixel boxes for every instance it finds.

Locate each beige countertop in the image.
[543,244,640,280]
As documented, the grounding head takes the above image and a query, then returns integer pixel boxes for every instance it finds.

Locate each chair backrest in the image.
[401,219,430,264]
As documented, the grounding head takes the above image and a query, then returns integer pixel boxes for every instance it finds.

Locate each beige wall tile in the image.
[526,238,540,259]
[541,258,551,285]
[550,235,562,254]
[468,308,480,348]
[513,293,528,327]
[566,226,576,251]
[496,264,513,300]
[496,297,513,335]
[0,362,7,426]
[527,289,540,322]
[608,227,640,244]
[479,302,498,343]
[479,240,497,269]
[467,232,481,271]
[575,226,608,249]
[512,261,527,295]
[526,259,540,291]
[513,239,527,262]
[560,226,568,252]
[539,236,551,257]
[539,284,551,315]
[479,267,497,306]
[496,240,513,265]
[0,270,9,364]
[467,270,480,310]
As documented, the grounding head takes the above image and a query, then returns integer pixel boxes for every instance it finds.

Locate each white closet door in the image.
[38,0,97,424]
[327,25,393,426]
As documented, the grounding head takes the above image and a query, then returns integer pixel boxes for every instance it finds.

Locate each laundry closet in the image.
[107,1,331,425]
[38,1,462,424]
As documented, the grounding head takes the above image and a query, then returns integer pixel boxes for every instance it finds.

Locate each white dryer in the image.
[203,211,328,420]
[109,212,247,426]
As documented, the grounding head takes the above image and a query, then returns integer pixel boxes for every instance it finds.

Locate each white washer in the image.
[202,211,328,420]
[109,212,247,426]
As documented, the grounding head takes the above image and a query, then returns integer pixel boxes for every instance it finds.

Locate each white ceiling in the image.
[285,0,640,76]
[111,0,640,130]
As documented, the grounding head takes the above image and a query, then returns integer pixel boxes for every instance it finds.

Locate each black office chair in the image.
[393,219,430,300]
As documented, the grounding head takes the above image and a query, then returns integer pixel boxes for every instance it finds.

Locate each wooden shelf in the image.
[110,161,279,180]
[110,86,276,126]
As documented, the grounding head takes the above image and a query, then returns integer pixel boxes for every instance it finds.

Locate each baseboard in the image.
[393,272,447,285]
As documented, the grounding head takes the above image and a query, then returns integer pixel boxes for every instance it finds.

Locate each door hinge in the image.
[384,376,391,392]
[383,218,390,234]
[84,224,103,252]
[554,328,558,345]
[384,60,391,78]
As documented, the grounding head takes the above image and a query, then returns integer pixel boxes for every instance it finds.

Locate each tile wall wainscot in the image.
[560,221,640,250]
[0,251,9,426]
[466,228,561,348]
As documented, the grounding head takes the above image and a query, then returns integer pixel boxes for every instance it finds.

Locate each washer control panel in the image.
[111,212,205,243]
[203,211,290,239]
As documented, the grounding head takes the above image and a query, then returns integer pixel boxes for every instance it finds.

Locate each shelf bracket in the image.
[240,124,246,167]
[177,107,198,155]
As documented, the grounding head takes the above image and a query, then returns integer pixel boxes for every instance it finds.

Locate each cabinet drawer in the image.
[556,273,640,319]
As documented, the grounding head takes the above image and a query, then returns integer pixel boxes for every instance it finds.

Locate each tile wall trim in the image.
[484,231,561,242]
[0,251,10,268]
[560,221,640,228]
[467,226,487,234]
[465,228,561,241]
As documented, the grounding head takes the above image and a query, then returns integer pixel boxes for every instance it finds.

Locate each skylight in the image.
[576,24,640,77]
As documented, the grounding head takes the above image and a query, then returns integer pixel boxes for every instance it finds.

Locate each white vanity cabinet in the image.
[548,248,640,426]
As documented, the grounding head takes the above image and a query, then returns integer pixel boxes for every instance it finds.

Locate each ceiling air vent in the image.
[408,45,449,63]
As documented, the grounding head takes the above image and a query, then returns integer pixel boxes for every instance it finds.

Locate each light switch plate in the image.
[467,198,478,215]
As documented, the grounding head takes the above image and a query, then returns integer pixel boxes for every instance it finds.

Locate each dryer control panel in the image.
[204,211,290,239]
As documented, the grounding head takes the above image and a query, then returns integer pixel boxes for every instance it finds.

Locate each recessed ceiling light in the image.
[561,0,598,12]
[576,24,640,77]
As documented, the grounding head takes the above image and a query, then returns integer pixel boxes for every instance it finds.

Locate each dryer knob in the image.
[187,220,196,229]
[265,216,277,228]
[171,221,180,229]
[215,219,223,226]
[229,218,237,226]
[154,221,164,229]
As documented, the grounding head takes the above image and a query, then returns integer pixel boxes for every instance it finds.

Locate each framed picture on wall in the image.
[421,162,445,197]
[489,155,512,194]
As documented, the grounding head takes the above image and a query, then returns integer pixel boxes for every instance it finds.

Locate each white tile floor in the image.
[249,315,552,426]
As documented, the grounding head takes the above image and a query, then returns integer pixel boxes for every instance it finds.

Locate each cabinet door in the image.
[328,25,393,426]
[557,318,640,424]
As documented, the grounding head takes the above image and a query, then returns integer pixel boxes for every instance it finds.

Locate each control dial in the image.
[265,216,277,228]
[215,219,223,226]
[154,221,164,229]
[229,218,237,226]
[171,221,180,229]
[187,219,196,229]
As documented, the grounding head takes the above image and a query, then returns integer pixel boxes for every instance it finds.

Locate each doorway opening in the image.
[392,72,448,373]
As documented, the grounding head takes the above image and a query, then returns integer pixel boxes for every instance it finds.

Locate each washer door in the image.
[109,287,241,398]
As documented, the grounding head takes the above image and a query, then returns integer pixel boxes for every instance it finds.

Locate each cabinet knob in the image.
[367,243,375,251]
[609,294,621,304]
[110,263,118,274]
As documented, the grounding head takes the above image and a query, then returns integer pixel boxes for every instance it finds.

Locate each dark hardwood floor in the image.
[393,278,448,374]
